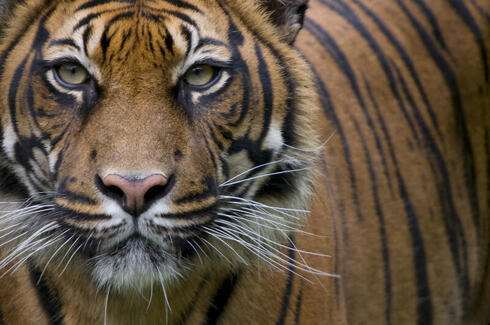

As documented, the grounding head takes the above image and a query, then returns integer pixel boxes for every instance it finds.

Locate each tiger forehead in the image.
[45,0,230,69]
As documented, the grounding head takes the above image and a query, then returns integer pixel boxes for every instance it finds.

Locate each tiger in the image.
[0,0,488,324]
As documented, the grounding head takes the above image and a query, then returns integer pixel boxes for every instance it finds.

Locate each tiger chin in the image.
[0,0,319,300]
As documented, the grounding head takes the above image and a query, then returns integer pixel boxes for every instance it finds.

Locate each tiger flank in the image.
[0,0,488,324]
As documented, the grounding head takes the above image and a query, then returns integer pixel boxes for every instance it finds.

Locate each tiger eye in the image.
[55,63,89,86]
[184,65,216,87]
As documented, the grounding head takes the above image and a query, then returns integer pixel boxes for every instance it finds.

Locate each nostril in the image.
[95,174,126,204]
[106,185,125,200]
[143,175,175,206]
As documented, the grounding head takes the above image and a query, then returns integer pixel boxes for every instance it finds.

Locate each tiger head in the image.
[0,0,319,290]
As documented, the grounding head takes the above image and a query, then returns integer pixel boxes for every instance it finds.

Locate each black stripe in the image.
[217,3,250,129]
[55,191,97,205]
[294,283,303,325]
[76,0,133,12]
[100,11,134,62]
[53,205,112,221]
[367,70,434,325]
[0,306,4,325]
[348,101,392,325]
[312,3,433,320]
[8,56,29,135]
[177,277,208,325]
[317,0,422,146]
[164,29,175,55]
[82,25,93,56]
[397,0,474,307]
[52,138,70,182]
[255,42,275,145]
[468,0,490,21]
[180,24,193,57]
[351,0,442,138]
[48,39,80,50]
[196,37,227,50]
[307,16,396,197]
[0,6,55,80]
[391,61,470,306]
[28,263,64,325]
[411,0,449,51]
[160,0,201,13]
[174,176,217,205]
[206,122,224,151]
[74,13,102,31]
[56,178,97,205]
[143,5,197,27]
[202,132,218,170]
[446,0,489,81]
[396,0,479,231]
[204,273,239,325]
[276,237,296,325]
[155,205,217,220]
[320,161,342,308]
[304,19,364,219]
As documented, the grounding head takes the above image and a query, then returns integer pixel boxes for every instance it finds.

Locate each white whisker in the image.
[202,226,248,265]
[59,242,83,277]
[104,286,111,325]
[220,167,310,187]
[56,236,80,271]
[283,130,336,153]
[220,159,284,187]
[157,270,171,316]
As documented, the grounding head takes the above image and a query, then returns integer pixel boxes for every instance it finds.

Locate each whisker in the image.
[146,280,154,312]
[220,167,310,187]
[157,270,171,313]
[282,130,337,153]
[200,237,232,265]
[205,228,314,282]
[211,223,334,277]
[216,218,331,258]
[218,212,293,236]
[38,232,75,285]
[220,195,309,213]
[186,239,203,265]
[6,235,65,276]
[56,236,80,271]
[220,159,284,187]
[59,242,84,277]
[104,286,111,325]
[202,226,248,265]
[0,236,52,277]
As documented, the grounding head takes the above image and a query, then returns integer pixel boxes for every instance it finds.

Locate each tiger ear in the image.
[259,0,309,44]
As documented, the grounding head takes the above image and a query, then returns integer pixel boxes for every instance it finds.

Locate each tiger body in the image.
[0,0,488,324]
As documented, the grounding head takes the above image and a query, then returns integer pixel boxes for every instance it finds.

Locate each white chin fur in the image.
[91,239,181,291]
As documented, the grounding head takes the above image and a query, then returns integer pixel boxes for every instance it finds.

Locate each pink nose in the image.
[102,174,169,214]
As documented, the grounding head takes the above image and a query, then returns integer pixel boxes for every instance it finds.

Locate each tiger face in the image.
[0,0,318,289]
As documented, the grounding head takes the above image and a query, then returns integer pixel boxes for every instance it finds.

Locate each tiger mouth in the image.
[47,203,218,262]
[95,234,204,262]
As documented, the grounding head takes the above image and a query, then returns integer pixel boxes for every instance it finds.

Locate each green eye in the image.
[184,64,217,87]
[55,63,89,86]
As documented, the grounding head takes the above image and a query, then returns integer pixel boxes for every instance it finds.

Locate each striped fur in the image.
[0,0,489,324]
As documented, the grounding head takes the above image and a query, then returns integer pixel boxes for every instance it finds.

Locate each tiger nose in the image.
[98,174,171,216]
